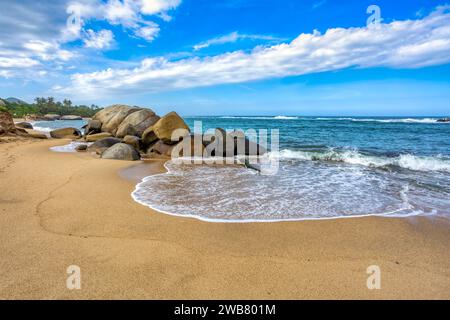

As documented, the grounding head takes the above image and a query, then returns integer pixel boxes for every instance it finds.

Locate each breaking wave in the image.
[269,149,450,173]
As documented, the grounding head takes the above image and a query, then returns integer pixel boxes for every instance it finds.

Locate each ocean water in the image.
[31,119,86,133]
[132,116,450,222]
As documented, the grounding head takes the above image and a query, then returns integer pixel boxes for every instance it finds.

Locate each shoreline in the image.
[0,138,449,299]
[126,159,431,224]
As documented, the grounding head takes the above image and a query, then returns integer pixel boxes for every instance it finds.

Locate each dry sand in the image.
[0,138,449,299]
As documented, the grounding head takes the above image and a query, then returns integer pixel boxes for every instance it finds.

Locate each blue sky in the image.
[0,0,449,116]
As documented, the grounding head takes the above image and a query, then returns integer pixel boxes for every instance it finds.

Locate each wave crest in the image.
[269,149,450,172]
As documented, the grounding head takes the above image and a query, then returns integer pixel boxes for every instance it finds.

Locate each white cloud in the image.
[193,31,285,50]
[0,57,40,68]
[59,6,450,98]
[62,0,182,43]
[23,40,75,61]
[140,0,181,15]
[83,29,115,49]
[135,23,160,41]
[0,1,76,79]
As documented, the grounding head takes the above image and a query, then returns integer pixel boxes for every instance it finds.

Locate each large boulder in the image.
[101,143,140,161]
[204,129,267,157]
[84,119,102,136]
[93,105,140,135]
[0,111,16,133]
[85,132,113,142]
[146,140,175,157]
[87,137,121,155]
[44,114,60,121]
[115,109,160,138]
[229,130,267,156]
[122,135,141,150]
[142,112,189,146]
[50,127,81,139]
[61,115,82,120]
[15,122,33,129]
[171,134,205,158]
[25,129,48,139]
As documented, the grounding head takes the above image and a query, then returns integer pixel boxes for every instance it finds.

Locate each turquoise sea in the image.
[40,116,450,222]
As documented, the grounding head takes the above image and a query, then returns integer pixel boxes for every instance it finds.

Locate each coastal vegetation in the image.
[0,97,102,118]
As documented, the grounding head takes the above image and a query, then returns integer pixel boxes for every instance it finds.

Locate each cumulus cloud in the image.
[193,32,285,50]
[83,29,115,49]
[59,6,450,98]
[0,0,75,78]
[0,57,40,68]
[63,0,182,43]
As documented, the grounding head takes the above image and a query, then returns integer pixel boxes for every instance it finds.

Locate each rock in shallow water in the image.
[15,122,33,130]
[101,143,140,161]
[75,144,88,152]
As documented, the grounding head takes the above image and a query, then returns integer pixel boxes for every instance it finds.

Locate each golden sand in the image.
[0,139,449,299]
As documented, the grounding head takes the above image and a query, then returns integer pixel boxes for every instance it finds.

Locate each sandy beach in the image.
[0,138,449,299]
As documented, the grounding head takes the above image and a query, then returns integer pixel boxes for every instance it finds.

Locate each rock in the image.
[122,135,141,150]
[437,118,450,123]
[172,134,205,158]
[93,104,140,135]
[24,114,46,121]
[204,129,267,157]
[0,99,6,107]
[85,132,113,142]
[101,143,140,161]
[229,130,267,156]
[44,114,60,121]
[50,127,82,139]
[61,115,82,120]
[14,127,28,135]
[0,110,16,133]
[205,128,235,157]
[15,122,33,129]
[84,119,102,136]
[142,112,190,146]
[0,126,5,135]
[75,144,88,152]
[115,109,160,138]
[87,137,121,154]
[25,129,48,139]
[147,140,175,157]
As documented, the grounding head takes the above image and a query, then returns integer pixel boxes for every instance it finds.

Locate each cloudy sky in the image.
[0,0,449,116]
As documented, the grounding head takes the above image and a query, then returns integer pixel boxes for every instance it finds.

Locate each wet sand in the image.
[0,138,449,299]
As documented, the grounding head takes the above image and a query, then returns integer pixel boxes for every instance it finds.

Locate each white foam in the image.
[50,141,92,153]
[130,158,448,222]
[314,117,448,124]
[269,149,450,173]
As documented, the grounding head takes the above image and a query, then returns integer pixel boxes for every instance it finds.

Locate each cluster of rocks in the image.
[0,110,47,139]
[437,118,450,123]
[25,114,83,121]
[47,104,266,161]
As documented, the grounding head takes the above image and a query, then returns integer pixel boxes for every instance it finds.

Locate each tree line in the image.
[1,97,102,118]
